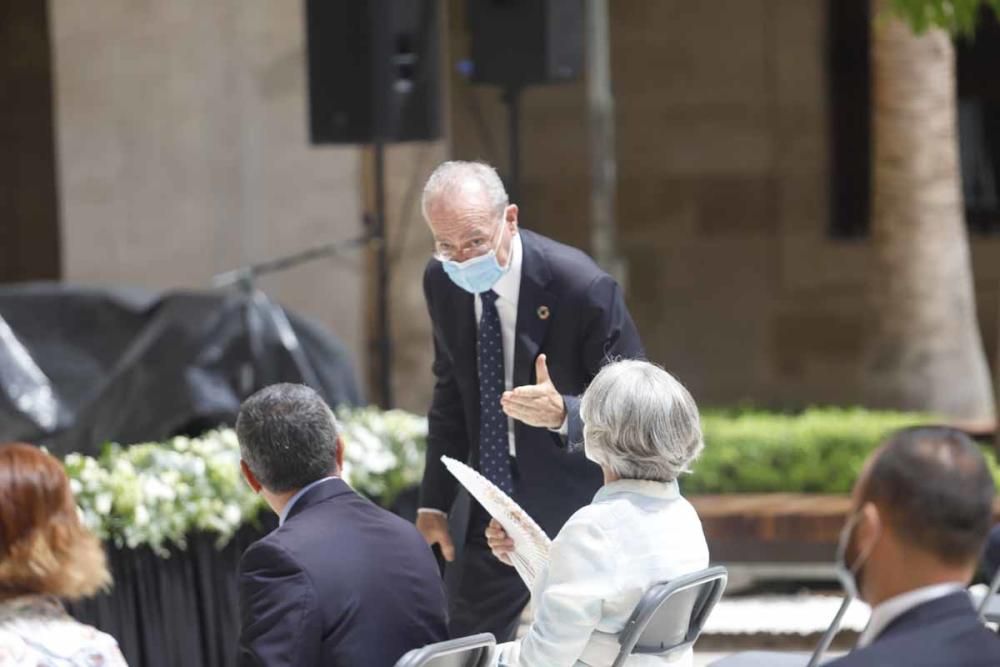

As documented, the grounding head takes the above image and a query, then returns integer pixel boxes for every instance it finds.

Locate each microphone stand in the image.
[213,235,370,399]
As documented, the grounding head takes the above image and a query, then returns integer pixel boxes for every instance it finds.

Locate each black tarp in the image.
[0,283,363,455]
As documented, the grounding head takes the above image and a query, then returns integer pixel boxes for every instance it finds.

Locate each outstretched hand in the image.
[501,354,566,429]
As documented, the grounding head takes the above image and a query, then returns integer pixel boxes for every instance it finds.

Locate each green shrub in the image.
[682,407,1000,495]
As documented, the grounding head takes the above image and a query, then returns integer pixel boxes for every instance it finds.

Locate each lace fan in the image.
[441,456,551,589]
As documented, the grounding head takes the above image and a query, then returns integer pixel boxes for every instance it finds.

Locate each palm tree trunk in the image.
[866,0,996,423]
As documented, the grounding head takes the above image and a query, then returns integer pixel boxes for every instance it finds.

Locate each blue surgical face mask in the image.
[439,220,510,294]
[835,508,879,601]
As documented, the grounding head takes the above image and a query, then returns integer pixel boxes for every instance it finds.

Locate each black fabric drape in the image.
[0,284,363,455]
[67,517,276,667]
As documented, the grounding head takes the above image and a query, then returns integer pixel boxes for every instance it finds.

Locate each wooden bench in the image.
[690,494,851,563]
[691,494,1000,564]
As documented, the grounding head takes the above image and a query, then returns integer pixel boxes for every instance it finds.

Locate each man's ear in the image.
[334,436,345,474]
[857,501,882,550]
[240,460,262,494]
[505,203,519,232]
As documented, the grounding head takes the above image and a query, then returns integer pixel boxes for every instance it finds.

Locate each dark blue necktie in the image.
[478,290,514,495]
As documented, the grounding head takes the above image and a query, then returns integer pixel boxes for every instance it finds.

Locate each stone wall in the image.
[49,1,368,395]
[43,1,1000,413]
[447,0,1000,408]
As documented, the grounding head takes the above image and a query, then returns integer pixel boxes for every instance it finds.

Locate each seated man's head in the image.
[580,360,703,484]
[839,426,996,606]
[236,383,343,512]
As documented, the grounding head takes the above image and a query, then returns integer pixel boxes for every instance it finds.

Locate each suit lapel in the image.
[450,288,477,391]
[513,231,556,389]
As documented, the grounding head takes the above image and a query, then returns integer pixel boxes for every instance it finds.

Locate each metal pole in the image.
[374,138,393,408]
[504,85,521,203]
[808,594,853,667]
[996,279,1000,454]
[585,0,624,285]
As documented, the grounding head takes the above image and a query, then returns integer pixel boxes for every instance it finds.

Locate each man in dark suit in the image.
[827,426,1000,667]
[415,160,645,641]
[235,383,448,667]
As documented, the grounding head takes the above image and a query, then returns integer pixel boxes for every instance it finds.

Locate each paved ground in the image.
[693,651,848,666]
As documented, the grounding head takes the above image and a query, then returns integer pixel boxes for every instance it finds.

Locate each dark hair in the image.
[236,384,340,493]
[864,426,995,565]
[0,443,110,598]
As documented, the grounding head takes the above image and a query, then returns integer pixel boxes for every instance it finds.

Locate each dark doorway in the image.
[827,1,1000,237]
[0,0,61,282]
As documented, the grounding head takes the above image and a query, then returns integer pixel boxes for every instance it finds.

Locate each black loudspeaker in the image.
[305,0,441,144]
[467,0,584,87]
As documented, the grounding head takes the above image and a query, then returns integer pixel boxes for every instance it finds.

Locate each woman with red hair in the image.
[0,443,127,665]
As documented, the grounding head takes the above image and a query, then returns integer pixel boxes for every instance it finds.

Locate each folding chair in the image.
[612,565,728,667]
[976,564,1000,627]
[394,633,496,667]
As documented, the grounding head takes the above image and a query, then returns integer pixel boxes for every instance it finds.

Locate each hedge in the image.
[685,407,1000,495]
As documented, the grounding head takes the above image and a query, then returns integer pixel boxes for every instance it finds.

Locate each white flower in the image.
[223,504,242,525]
[95,493,113,516]
[60,411,429,552]
[143,478,175,502]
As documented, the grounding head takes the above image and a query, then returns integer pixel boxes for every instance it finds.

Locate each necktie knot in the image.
[480,289,499,305]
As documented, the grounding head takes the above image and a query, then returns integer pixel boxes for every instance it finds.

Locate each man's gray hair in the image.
[580,360,704,482]
[236,383,341,493]
[421,160,509,219]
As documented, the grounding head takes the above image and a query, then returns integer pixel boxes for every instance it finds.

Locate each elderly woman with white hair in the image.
[486,359,709,666]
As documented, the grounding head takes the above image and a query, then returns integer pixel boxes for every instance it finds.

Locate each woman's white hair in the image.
[421,160,509,220]
[580,360,704,482]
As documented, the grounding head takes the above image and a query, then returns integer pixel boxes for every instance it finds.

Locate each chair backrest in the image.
[612,566,728,667]
[394,633,496,667]
[977,564,1000,622]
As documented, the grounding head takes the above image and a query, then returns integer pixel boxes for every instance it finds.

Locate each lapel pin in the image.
[537,305,551,320]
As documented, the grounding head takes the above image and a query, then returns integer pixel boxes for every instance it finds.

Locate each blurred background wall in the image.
[3,0,998,413]
[447,0,1000,408]
[48,1,368,393]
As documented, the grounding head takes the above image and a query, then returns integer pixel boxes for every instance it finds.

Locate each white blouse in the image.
[495,479,709,667]
[0,596,127,666]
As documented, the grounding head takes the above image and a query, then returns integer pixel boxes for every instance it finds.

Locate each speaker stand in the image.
[502,84,523,203]
[369,137,393,409]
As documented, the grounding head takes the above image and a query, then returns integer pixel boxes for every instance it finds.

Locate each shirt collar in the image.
[0,595,63,623]
[857,582,966,648]
[491,232,522,304]
[278,476,340,526]
[594,478,681,502]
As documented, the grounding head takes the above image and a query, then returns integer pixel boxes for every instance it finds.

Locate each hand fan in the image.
[441,456,551,589]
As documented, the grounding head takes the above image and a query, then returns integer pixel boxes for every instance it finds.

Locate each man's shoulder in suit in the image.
[238,481,448,666]
[826,593,1000,667]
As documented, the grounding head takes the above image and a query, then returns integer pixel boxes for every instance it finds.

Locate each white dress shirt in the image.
[278,476,340,526]
[475,232,523,457]
[419,233,565,519]
[855,582,965,648]
[495,478,710,667]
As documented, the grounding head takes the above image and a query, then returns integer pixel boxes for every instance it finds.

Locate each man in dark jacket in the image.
[415,160,645,641]
[827,426,1000,667]
[236,383,448,667]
